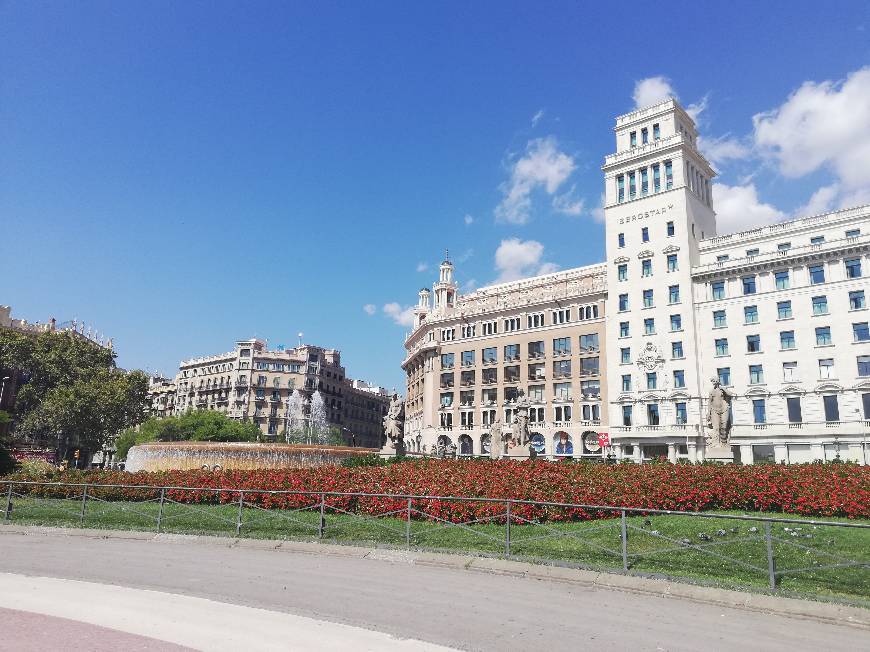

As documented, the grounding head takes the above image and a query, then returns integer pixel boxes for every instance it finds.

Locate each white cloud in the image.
[362,304,376,316]
[415,261,428,273]
[552,185,585,216]
[795,184,839,217]
[461,278,477,293]
[456,248,474,263]
[495,137,576,225]
[685,94,709,124]
[699,135,750,169]
[531,109,545,127]
[382,302,416,327]
[590,193,605,223]
[633,76,676,109]
[493,238,558,283]
[463,214,474,226]
[713,183,785,232]
[753,67,870,202]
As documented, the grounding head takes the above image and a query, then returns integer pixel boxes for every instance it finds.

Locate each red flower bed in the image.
[5,460,869,521]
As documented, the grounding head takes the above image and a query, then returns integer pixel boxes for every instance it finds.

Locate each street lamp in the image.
[0,375,11,408]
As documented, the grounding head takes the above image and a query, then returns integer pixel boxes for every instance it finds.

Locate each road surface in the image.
[0,527,865,651]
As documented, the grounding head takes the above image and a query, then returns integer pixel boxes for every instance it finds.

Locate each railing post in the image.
[236,491,244,537]
[504,501,511,557]
[621,510,629,571]
[4,484,12,522]
[156,487,165,533]
[318,493,325,539]
[405,497,412,549]
[765,521,777,590]
[79,485,88,527]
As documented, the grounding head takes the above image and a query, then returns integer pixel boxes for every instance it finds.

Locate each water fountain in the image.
[285,389,305,444]
[309,390,328,445]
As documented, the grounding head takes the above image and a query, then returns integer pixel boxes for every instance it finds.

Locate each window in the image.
[440,373,454,389]
[666,221,675,237]
[854,322,870,342]
[809,264,826,284]
[646,372,657,390]
[580,333,599,351]
[715,338,729,356]
[622,405,633,426]
[640,167,649,195]
[554,405,572,423]
[643,289,654,307]
[717,367,731,385]
[819,358,835,379]
[812,295,828,315]
[664,160,673,189]
[553,359,572,378]
[749,364,764,384]
[440,393,453,408]
[647,403,660,426]
[673,370,685,388]
[618,264,628,281]
[621,375,632,391]
[528,341,545,358]
[618,232,625,247]
[742,276,756,295]
[619,322,630,337]
[441,353,454,369]
[620,347,631,364]
[629,131,637,147]
[746,334,761,353]
[641,127,648,144]
[461,350,475,366]
[504,344,519,361]
[816,326,832,346]
[858,355,870,377]
[629,171,636,199]
[503,317,521,332]
[553,382,572,400]
[460,390,474,406]
[846,258,863,278]
[461,324,476,338]
[668,285,680,304]
[482,347,497,364]
[619,294,629,311]
[482,320,497,336]
[672,341,684,359]
[777,301,792,319]
[752,399,766,424]
[787,397,802,423]
[653,164,661,192]
[580,379,600,397]
[846,228,861,239]
[552,308,571,324]
[711,281,725,300]
[777,242,791,252]
[746,248,759,257]
[617,176,625,203]
[850,290,866,310]
[744,305,758,324]
[553,337,571,355]
[783,361,798,382]
[670,314,682,331]
[504,366,520,383]
[641,259,652,277]
[527,312,545,328]
[775,270,790,290]
[527,385,544,402]
[653,123,660,140]
[667,254,678,271]
[780,331,796,350]
[713,310,726,328]
[675,402,687,424]
[460,370,475,386]
[823,395,840,422]
[528,363,545,380]
[641,226,649,242]
[644,318,655,335]
[810,236,825,245]
[716,254,729,262]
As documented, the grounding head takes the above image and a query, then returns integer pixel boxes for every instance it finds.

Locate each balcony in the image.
[731,420,869,438]
[440,383,454,390]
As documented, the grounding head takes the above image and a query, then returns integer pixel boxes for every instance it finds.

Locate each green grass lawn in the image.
[3,493,868,605]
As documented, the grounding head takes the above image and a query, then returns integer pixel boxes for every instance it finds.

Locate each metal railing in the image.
[2,480,868,599]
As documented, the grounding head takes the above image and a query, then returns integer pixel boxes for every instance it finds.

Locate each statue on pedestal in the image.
[383,393,406,457]
[488,418,504,460]
[706,379,734,446]
[511,390,531,447]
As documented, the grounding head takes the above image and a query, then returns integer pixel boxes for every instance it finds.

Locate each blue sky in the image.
[2,1,869,391]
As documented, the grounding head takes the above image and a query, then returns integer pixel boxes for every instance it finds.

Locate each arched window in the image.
[480,434,491,455]
[458,434,473,456]
[437,434,452,448]
[554,431,573,456]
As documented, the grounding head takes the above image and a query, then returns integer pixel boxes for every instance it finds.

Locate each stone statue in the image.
[511,390,531,446]
[488,418,504,460]
[383,393,406,457]
[706,379,734,446]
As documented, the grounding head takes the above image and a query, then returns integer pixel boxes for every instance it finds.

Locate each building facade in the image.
[402,99,870,464]
[149,339,389,448]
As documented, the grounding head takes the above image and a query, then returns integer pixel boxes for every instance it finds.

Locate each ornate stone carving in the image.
[635,341,665,372]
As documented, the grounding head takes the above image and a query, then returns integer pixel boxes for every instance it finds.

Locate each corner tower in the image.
[602,98,717,463]
[432,258,457,315]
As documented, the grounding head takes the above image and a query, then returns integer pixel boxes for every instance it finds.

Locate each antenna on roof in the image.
[445,248,449,262]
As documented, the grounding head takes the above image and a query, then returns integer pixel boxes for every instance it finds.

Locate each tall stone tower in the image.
[601,98,717,462]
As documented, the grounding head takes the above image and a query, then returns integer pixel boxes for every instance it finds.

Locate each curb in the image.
[2,523,868,630]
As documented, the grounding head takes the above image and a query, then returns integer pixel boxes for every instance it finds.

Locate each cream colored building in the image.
[402,262,608,458]
[150,339,389,448]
